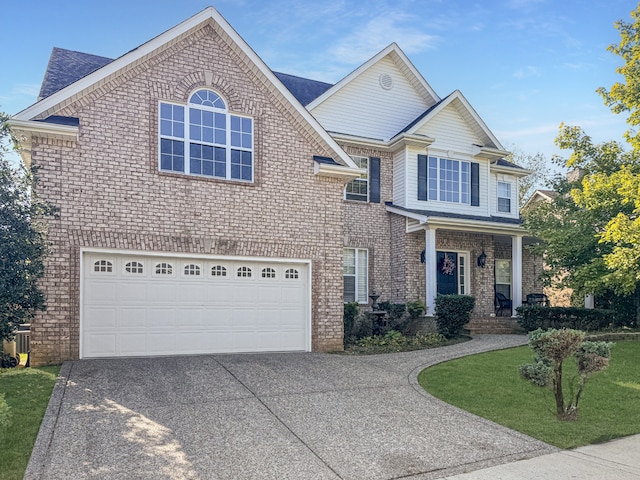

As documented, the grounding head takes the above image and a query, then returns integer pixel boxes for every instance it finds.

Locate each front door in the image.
[437,251,458,295]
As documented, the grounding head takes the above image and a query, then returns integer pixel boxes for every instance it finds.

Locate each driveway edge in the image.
[24,361,73,480]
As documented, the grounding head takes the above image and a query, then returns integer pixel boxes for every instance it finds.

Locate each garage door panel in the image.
[119,308,147,328]
[86,282,117,302]
[148,284,177,303]
[87,334,117,356]
[85,308,117,329]
[118,282,148,303]
[83,253,309,358]
[119,334,147,355]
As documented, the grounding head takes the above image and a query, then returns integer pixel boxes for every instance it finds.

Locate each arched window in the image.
[94,260,113,273]
[285,268,299,279]
[237,266,252,278]
[125,261,144,274]
[211,265,227,277]
[184,264,201,276]
[155,262,173,275]
[159,89,253,181]
[261,267,276,279]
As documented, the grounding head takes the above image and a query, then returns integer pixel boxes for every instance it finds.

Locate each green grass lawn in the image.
[0,365,60,480]
[419,341,640,449]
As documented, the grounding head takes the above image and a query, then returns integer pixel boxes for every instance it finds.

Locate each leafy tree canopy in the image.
[0,112,56,342]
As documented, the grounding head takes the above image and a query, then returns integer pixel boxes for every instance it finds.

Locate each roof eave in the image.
[314,162,364,180]
[8,119,79,168]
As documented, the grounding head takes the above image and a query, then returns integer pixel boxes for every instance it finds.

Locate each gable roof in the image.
[13,7,357,170]
[37,47,334,107]
[396,90,505,152]
[306,43,440,111]
[39,48,113,100]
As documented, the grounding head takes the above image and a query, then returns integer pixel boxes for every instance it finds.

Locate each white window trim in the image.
[158,90,254,182]
[497,181,512,213]
[344,155,369,202]
[495,258,512,296]
[344,247,369,303]
[428,156,471,205]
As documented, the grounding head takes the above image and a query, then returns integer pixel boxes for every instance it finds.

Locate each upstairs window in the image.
[418,155,479,206]
[497,181,512,213]
[159,89,253,181]
[344,155,381,203]
[428,157,470,204]
[345,155,368,201]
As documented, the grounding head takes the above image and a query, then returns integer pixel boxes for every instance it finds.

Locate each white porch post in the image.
[511,235,523,316]
[425,227,437,316]
[585,294,595,309]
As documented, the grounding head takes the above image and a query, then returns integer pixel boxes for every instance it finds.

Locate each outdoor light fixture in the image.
[477,250,487,268]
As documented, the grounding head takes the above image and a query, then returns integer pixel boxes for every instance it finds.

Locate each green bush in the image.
[378,301,406,320]
[351,330,446,353]
[434,295,475,338]
[516,305,619,332]
[343,302,359,342]
[407,300,426,319]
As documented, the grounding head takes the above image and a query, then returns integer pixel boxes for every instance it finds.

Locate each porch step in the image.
[465,317,525,335]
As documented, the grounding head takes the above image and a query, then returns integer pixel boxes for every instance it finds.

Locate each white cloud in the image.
[12,83,40,97]
[329,11,439,64]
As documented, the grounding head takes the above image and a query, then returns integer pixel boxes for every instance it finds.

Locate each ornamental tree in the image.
[0,112,56,342]
[519,328,612,421]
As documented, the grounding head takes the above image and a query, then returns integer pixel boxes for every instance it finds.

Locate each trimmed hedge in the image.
[516,305,618,332]
[435,295,475,338]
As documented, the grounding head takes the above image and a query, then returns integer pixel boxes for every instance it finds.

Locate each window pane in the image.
[160,139,185,172]
[343,248,355,274]
[357,249,368,302]
[344,275,356,303]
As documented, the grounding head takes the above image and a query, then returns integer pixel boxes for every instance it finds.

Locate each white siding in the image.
[399,104,492,216]
[490,174,520,219]
[417,103,479,155]
[393,149,406,206]
[311,57,430,141]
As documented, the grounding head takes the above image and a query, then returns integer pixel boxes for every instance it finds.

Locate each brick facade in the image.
[29,25,346,365]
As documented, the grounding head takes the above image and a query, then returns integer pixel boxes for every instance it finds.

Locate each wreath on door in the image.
[441,254,456,275]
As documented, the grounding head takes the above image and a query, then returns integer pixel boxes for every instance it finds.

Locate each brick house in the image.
[10,7,541,365]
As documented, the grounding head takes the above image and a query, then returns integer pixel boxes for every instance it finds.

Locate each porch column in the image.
[511,235,523,316]
[425,227,437,315]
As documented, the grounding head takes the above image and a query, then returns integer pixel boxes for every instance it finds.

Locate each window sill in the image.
[158,170,256,186]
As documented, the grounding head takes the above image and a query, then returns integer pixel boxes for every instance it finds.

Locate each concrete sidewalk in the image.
[444,434,640,479]
[24,335,639,479]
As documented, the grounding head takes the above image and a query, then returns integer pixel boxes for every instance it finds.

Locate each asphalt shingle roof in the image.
[38,48,333,107]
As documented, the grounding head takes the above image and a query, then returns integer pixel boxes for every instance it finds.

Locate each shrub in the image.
[378,301,406,320]
[406,300,426,319]
[519,328,612,421]
[434,295,475,338]
[351,331,446,353]
[343,302,359,343]
[516,305,618,332]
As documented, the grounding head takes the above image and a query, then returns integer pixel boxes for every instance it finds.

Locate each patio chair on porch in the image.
[495,292,512,316]
[525,293,550,307]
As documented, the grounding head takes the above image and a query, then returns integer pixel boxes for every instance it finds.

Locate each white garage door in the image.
[81,252,310,358]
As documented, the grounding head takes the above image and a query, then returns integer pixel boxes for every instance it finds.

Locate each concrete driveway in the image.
[26,335,555,480]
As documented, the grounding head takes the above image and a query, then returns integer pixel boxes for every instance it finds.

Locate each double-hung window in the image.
[345,155,369,201]
[428,156,470,203]
[497,181,511,213]
[344,155,381,203]
[159,89,254,181]
[418,155,479,205]
[344,248,368,303]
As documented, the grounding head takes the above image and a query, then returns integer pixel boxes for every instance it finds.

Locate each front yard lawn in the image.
[0,365,60,480]
[419,341,640,449]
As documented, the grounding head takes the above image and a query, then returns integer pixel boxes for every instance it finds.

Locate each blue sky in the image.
[1,0,637,164]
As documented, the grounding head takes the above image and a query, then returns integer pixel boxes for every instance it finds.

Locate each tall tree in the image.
[0,112,56,342]
[506,147,552,204]
[597,3,640,153]
[523,3,640,325]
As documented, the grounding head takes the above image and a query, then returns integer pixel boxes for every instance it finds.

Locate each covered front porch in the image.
[387,205,541,318]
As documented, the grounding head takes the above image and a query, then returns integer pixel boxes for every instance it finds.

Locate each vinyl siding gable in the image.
[310,57,430,141]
